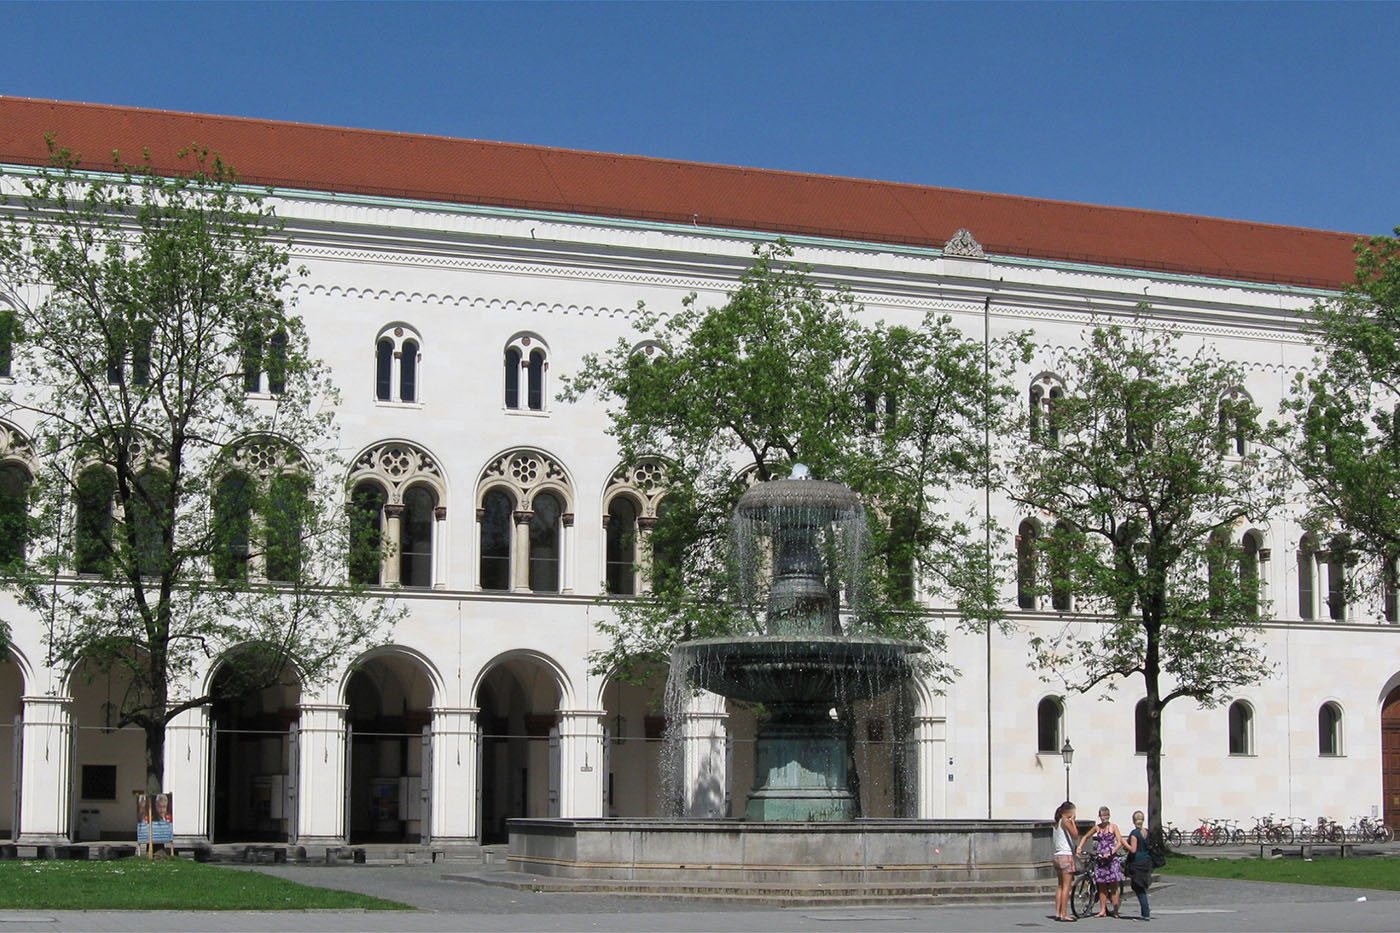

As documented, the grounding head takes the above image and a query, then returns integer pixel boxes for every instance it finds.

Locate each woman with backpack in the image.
[1123,810,1153,920]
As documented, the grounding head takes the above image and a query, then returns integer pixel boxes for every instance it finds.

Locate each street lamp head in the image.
[1061,737,1074,765]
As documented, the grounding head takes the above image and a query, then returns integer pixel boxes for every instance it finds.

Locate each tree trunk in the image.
[144,719,166,795]
[1143,630,1165,847]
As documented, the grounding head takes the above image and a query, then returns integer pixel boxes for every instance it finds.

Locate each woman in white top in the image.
[1052,800,1080,921]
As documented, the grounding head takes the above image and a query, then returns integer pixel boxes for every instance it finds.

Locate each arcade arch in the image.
[0,648,24,838]
[208,652,303,842]
[475,653,566,843]
[344,649,436,843]
[67,657,145,841]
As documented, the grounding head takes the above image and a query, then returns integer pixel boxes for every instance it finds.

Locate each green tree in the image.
[0,142,396,795]
[564,243,1028,686]
[1009,319,1288,843]
[1285,230,1400,612]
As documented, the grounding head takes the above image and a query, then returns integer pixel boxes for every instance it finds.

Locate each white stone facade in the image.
[1,157,1397,847]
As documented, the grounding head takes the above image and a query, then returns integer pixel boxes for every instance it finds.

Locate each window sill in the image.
[504,408,550,418]
[1227,752,1256,758]
[374,399,424,410]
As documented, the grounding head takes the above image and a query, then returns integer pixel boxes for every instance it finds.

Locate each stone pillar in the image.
[429,707,479,842]
[164,705,212,841]
[912,714,948,820]
[295,704,348,845]
[512,510,533,593]
[17,695,72,844]
[561,512,575,594]
[636,515,657,596]
[382,503,404,586]
[556,709,606,818]
[433,505,448,590]
[679,690,728,818]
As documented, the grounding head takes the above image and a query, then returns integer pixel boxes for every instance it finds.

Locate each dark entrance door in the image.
[1384,687,1400,832]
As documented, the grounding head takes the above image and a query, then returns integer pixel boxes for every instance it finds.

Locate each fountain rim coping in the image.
[509,817,1048,832]
[678,633,925,650]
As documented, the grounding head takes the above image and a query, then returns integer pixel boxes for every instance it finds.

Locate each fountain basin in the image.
[507,818,1054,884]
[680,634,920,705]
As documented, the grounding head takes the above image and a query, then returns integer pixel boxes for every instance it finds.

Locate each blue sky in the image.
[2,1,1395,235]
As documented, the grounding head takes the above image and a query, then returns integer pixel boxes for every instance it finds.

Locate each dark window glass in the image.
[130,470,170,577]
[1016,520,1038,610]
[131,322,152,387]
[888,507,916,603]
[1049,522,1072,611]
[527,349,545,411]
[400,339,417,402]
[1037,697,1061,753]
[0,309,15,379]
[605,497,638,595]
[0,463,30,564]
[1318,703,1341,756]
[400,485,436,588]
[242,331,262,393]
[375,338,393,401]
[1298,537,1316,620]
[81,764,118,800]
[1327,546,1346,620]
[212,472,252,581]
[1385,557,1398,623]
[1228,701,1252,755]
[1029,385,1043,442]
[264,473,306,583]
[650,499,679,593]
[76,467,115,574]
[1046,386,1063,447]
[1240,533,1260,619]
[529,492,561,592]
[267,330,288,395]
[504,348,521,409]
[1134,699,1150,754]
[349,482,385,585]
[479,489,513,590]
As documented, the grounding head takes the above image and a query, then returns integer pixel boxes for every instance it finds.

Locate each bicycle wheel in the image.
[1072,873,1098,919]
[1231,828,1246,845]
[1278,825,1294,844]
[1166,827,1183,847]
[1326,824,1345,843]
[1380,825,1394,844]
[1190,828,1206,846]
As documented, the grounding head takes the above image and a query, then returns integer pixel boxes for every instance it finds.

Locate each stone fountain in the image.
[504,467,1053,891]
[676,464,922,820]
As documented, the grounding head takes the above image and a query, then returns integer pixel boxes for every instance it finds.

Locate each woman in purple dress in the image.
[1075,805,1125,917]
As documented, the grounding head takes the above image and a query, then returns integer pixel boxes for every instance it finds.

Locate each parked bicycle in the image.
[1248,813,1292,844]
[1300,816,1345,844]
[1346,815,1393,843]
[1162,821,1184,847]
[1190,817,1232,846]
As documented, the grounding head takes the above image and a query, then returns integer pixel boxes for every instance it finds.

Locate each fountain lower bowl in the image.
[679,634,922,705]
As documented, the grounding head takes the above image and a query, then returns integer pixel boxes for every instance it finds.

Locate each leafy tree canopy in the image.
[0,141,395,791]
[1009,316,1289,839]
[1285,229,1400,603]
[564,242,1030,685]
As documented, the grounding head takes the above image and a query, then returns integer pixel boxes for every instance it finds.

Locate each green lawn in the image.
[1160,853,1400,892]
[0,859,412,910]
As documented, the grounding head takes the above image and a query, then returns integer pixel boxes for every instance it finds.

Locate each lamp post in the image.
[1061,737,1075,800]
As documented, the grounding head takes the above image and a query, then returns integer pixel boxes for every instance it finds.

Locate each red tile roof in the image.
[0,96,1362,289]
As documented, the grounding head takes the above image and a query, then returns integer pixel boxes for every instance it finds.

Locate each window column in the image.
[512,508,533,593]
[382,504,404,586]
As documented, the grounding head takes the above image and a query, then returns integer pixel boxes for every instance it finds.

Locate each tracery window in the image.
[213,439,309,584]
[347,441,447,588]
[374,324,422,404]
[75,466,116,575]
[504,334,548,412]
[0,437,31,564]
[602,459,669,596]
[477,448,573,593]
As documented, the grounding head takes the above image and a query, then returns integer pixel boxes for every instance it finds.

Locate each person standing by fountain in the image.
[1052,801,1080,921]
[1076,806,1126,918]
[1123,810,1152,920]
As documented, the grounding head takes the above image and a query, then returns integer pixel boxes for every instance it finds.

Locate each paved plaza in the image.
[0,864,1396,932]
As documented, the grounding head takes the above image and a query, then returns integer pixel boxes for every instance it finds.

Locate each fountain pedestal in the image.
[746,704,853,821]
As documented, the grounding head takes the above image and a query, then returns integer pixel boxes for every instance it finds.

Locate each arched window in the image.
[212,472,253,581]
[129,469,170,578]
[75,466,116,575]
[1298,534,1318,620]
[0,307,15,380]
[1385,555,1398,624]
[400,339,418,403]
[1207,528,1232,618]
[504,335,549,413]
[1049,521,1073,612]
[529,492,562,593]
[605,495,639,596]
[400,485,437,588]
[1218,388,1250,456]
[1326,537,1348,621]
[1029,376,1064,447]
[348,481,386,585]
[479,489,513,591]
[1037,697,1063,753]
[0,462,30,565]
[1134,699,1150,754]
[1239,530,1263,618]
[375,338,394,401]
[527,349,546,411]
[1016,519,1039,610]
[504,348,521,409]
[267,330,288,396]
[1318,701,1343,756]
[373,325,423,404]
[242,328,263,393]
[1228,700,1254,756]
